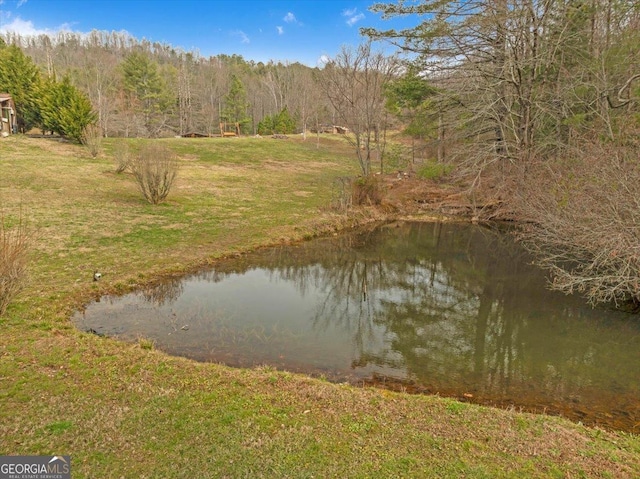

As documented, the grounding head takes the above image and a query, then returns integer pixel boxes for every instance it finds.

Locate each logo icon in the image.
[0,455,71,479]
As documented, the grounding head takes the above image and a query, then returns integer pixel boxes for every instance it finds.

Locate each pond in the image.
[73,222,640,432]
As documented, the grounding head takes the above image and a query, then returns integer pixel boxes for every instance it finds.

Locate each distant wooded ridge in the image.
[0,29,342,138]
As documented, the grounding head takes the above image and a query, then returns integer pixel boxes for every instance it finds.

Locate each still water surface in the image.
[74,222,640,431]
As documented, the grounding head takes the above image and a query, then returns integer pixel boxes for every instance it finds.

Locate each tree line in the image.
[0,30,333,139]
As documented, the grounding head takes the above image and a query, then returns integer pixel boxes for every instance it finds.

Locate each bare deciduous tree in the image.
[319,41,401,177]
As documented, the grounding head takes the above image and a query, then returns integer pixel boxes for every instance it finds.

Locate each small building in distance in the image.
[0,93,17,137]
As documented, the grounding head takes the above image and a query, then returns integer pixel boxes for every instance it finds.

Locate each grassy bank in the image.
[0,135,638,478]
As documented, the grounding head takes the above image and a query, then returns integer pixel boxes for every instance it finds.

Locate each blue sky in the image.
[0,0,415,66]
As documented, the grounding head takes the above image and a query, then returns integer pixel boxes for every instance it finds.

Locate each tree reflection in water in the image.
[75,222,640,431]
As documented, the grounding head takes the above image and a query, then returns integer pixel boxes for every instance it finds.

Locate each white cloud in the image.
[0,16,72,36]
[283,12,296,23]
[0,17,39,35]
[17,0,28,7]
[232,30,250,44]
[346,14,364,27]
[317,54,330,66]
[276,26,283,35]
[342,7,364,27]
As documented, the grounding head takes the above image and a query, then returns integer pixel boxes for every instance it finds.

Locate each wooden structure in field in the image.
[0,93,17,137]
[219,122,240,137]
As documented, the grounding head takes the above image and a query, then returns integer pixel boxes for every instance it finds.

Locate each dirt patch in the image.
[377,174,465,216]
[378,173,516,221]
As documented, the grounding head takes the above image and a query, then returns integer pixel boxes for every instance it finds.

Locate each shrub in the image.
[383,144,412,173]
[518,139,640,309]
[0,212,32,316]
[113,141,132,173]
[352,175,383,206]
[130,144,179,204]
[82,124,102,158]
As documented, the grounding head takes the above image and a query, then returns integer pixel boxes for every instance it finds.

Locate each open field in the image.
[0,135,638,478]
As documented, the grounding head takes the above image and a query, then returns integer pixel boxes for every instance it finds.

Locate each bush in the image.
[352,175,383,206]
[130,144,179,204]
[518,139,640,309]
[0,213,31,316]
[113,141,132,173]
[82,124,102,158]
[383,144,412,173]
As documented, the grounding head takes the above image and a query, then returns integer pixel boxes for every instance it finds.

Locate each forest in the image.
[0,30,327,139]
[1,0,639,309]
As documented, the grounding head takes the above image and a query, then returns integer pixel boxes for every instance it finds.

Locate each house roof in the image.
[0,93,15,105]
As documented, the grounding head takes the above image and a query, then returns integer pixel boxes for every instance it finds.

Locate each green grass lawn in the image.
[0,135,638,478]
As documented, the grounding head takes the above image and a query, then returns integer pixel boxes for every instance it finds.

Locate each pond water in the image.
[73,222,640,432]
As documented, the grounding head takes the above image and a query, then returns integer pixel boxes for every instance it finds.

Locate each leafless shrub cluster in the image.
[330,175,384,211]
[517,140,640,309]
[352,175,383,206]
[130,144,179,204]
[113,141,132,173]
[0,212,32,316]
[82,124,102,158]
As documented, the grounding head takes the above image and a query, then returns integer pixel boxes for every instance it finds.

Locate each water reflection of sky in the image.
[74,222,640,432]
